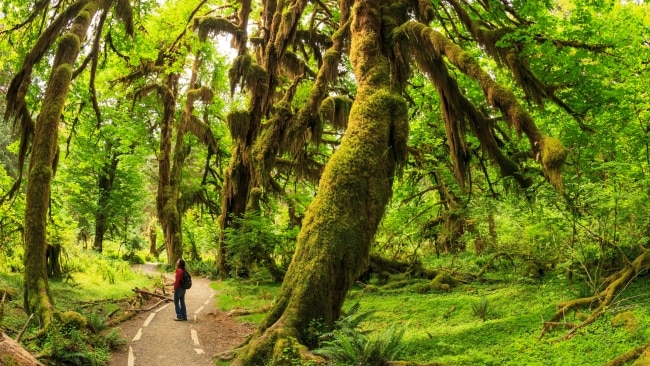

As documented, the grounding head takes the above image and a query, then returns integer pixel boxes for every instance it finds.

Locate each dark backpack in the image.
[181,270,192,289]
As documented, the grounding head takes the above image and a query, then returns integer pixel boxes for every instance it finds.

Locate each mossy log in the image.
[541,248,650,340]
[0,331,44,366]
[603,340,650,366]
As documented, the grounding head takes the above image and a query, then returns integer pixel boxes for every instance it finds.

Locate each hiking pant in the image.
[174,288,187,320]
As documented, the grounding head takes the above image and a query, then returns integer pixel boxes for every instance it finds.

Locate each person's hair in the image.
[177,259,185,269]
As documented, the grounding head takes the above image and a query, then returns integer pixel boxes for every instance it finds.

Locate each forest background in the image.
[1,0,650,365]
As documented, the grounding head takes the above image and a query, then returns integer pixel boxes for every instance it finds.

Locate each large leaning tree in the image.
[2,0,134,327]
[222,0,608,363]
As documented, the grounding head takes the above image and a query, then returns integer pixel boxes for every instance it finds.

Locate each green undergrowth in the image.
[0,246,157,365]
[213,270,650,365]
[212,276,281,324]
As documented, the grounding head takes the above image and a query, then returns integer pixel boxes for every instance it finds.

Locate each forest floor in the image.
[108,264,255,366]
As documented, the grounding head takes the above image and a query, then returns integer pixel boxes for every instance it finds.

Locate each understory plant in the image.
[314,303,406,365]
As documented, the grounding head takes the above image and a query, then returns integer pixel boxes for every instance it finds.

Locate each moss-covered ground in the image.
[213,260,650,365]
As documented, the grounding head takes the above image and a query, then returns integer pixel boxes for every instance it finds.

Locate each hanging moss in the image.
[187,86,213,104]
[228,54,252,95]
[246,64,269,93]
[416,0,435,23]
[318,95,352,130]
[193,16,240,42]
[114,0,134,35]
[226,110,251,142]
[281,51,303,78]
[540,136,567,192]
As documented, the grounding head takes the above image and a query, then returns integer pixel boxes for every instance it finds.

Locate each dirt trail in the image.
[108,264,254,366]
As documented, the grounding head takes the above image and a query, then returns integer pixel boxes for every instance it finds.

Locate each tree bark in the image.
[231,0,408,363]
[93,150,119,252]
[156,73,182,265]
[45,244,62,279]
[0,331,44,366]
[23,0,99,327]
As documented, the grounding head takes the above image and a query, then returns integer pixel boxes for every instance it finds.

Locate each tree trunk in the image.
[23,1,99,327]
[148,222,158,255]
[218,154,251,275]
[156,73,182,265]
[45,244,62,279]
[93,151,119,252]
[0,331,44,366]
[231,0,408,362]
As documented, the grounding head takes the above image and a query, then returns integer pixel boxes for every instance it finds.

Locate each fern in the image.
[472,296,490,320]
[314,304,406,366]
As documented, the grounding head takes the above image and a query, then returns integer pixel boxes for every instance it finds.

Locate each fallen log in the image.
[0,330,44,366]
[132,287,171,301]
[129,299,171,312]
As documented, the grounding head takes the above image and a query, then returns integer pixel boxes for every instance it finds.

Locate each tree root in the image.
[227,303,272,317]
[540,248,650,340]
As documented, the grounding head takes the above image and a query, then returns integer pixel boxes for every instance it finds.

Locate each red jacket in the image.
[174,268,184,290]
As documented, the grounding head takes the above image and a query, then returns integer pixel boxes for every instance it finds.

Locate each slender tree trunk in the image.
[93,151,119,252]
[23,1,99,327]
[232,0,408,362]
[45,244,62,279]
[148,222,158,255]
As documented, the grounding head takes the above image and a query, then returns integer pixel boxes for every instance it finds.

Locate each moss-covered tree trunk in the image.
[23,1,99,327]
[218,150,251,275]
[156,74,182,265]
[231,0,408,363]
[157,54,212,266]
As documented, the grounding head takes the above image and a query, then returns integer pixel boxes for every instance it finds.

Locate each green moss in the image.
[611,311,637,333]
[56,34,81,57]
[540,136,567,191]
[187,86,213,104]
[431,271,453,291]
[226,110,251,141]
[193,16,239,41]
[59,310,88,329]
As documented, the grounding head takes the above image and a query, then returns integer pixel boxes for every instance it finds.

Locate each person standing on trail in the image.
[173,258,188,321]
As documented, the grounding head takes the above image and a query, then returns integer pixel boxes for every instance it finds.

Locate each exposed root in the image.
[227,304,273,317]
[540,248,650,340]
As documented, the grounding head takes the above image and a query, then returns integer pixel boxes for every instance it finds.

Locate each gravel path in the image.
[108,264,254,366]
